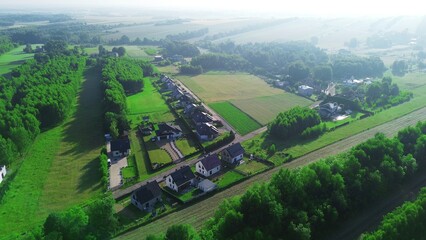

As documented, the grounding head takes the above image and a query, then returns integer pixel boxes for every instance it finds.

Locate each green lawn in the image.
[216,171,246,189]
[235,160,270,175]
[0,68,103,237]
[324,112,363,129]
[84,45,154,60]
[209,101,262,135]
[122,155,137,179]
[0,45,37,75]
[148,149,172,165]
[231,94,312,125]
[175,138,199,156]
[127,77,174,127]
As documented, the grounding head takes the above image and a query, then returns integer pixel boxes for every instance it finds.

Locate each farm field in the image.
[0,68,103,238]
[0,45,36,75]
[209,101,261,135]
[231,94,312,125]
[178,72,283,102]
[127,77,174,127]
[116,101,426,240]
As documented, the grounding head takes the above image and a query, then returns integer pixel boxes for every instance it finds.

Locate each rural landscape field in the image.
[1,2,426,240]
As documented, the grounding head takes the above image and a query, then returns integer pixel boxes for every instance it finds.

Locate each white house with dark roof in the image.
[166,166,195,193]
[110,137,131,158]
[131,181,162,212]
[0,165,6,184]
[196,154,221,177]
[155,123,182,141]
[221,143,245,164]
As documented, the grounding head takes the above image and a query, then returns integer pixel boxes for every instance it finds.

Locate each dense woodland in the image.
[0,40,85,166]
[0,35,16,55]
[149,122,426,239]
[361,187,426,240]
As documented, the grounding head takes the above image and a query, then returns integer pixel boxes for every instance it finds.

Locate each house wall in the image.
[131,194,161,212]
[166,175,178,192]
[232,154,244,164]
[196,162,205,176]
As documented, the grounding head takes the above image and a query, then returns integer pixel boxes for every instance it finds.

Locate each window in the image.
[209,170,212,175]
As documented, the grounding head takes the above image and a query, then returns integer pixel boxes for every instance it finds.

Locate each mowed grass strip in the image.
[231,94,312,125]
[209,101,261,135]
[0,45,37,75]
[36,68,103,220]
[127,77,174,125]
[178,72,283,103]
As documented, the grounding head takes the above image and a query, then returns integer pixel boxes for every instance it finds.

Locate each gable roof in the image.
[199,154,221,171]
[110,138,130,153]
[170,166,195,187]
[196,123,219,136]
[133,181,162,204]
[156,123,181,136]
[224,143,245,158]
[192,110,213,123]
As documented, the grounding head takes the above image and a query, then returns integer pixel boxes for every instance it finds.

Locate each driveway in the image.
[109,156,128,190]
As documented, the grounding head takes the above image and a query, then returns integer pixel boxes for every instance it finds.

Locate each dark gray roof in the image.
[225,143,245,158]
[200,154,221,171]
[192,110,213,123]
[133,181,162,204]
[170,166,195,187]
[156,123,181,136]
[110,138,130,153]
[196,123,219,136]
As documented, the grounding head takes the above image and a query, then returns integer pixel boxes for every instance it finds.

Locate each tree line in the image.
[361,187,426,240]
[0,35,16,55]
[148,121,426,239]
[268,106,324,141]
[0,43,85,166]
[100,58,153,138]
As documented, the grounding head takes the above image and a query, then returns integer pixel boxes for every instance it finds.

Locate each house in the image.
[221,143,245,164]
[110,137,131,157]
[196,154,221,177]
[198,179,217,193]
[139,126,153,135]
[318,102,342,119]
[0,165,6,184]
[192,110,214,125]
[169,54,184,62]
[184,103,199,115]
[196,123,219,140]
[131,181,162,212]
[165,166,195,192]
[154,55,163,61]
[298,85,314,97]
[155,123,182,141]
[108,52,119,57]
[172,88,185,100]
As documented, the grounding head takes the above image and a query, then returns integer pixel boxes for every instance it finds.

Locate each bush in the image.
[301,123,327,139]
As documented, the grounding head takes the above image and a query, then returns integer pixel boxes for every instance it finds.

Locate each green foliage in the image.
[300,123,327,139]
[42,195,118,240]
[268,106,321,140]
[392,60,407,76]
[161,41,200,57]
[332,53,386,79]
[0,36,16,55]
[99,152,109,189]
[191,53,249,72]
[179,65,203,75]
[288,61,310,82]
[365,77,411,108]
[361,188,426,240]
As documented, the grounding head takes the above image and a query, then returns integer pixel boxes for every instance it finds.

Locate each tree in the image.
[98,45,107,56]
[392,60,407,76]
[314,65,333,83]
[86,196,118,239]
[23,43,33,53]
[43,206,89,240]
[165,225,200,240]
[288,61,310,82]
[117,46,126,57]
[365,82,382,104]
[415,135,426,166]
[0,136,17,165]
[44,40,68,57]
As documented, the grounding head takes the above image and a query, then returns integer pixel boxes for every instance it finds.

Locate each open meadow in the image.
[84,45,157,59]
[0,45,36,75]
[0,68,103,238]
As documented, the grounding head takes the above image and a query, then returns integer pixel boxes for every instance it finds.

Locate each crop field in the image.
[231,94,312,125]
[127,77,174,127]
[0,45,37,75]
[178,72,283,102]
[0,68,103,237]
[209,101,261,135]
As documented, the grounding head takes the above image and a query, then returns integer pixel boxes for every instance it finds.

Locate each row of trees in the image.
[268,106,322,140]
[361,187,426,240]
[166,28,208,41]
[150,121,426,239]
[331,52,386,79]
[190,53,249,72]
[25,195,118,240]
[161,41,200,57]
[100,58,153,138]
[0,47,85,166]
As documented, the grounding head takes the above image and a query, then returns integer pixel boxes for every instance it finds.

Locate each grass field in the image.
[216,171,246,189]
[0,45,36,75]
[84,45,156,60]
[148,149,172,165]
[127,77,174,127]
[175,138,198,156]
[0,68,103,238]
[235,160,270,175]
[231,94,312,125]
[178,72,283,103]
[209,101,261,135]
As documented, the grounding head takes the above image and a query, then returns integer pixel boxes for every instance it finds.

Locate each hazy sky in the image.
[3,0,425,17]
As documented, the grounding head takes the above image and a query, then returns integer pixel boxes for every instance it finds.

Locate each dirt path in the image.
[116,106,426,240]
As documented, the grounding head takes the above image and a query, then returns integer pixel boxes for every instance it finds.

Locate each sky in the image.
[2,0,425,17]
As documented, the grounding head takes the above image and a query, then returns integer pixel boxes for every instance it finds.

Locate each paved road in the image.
[116,106,426,239]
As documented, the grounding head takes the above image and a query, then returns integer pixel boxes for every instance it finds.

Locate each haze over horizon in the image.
[2,0,425,18]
